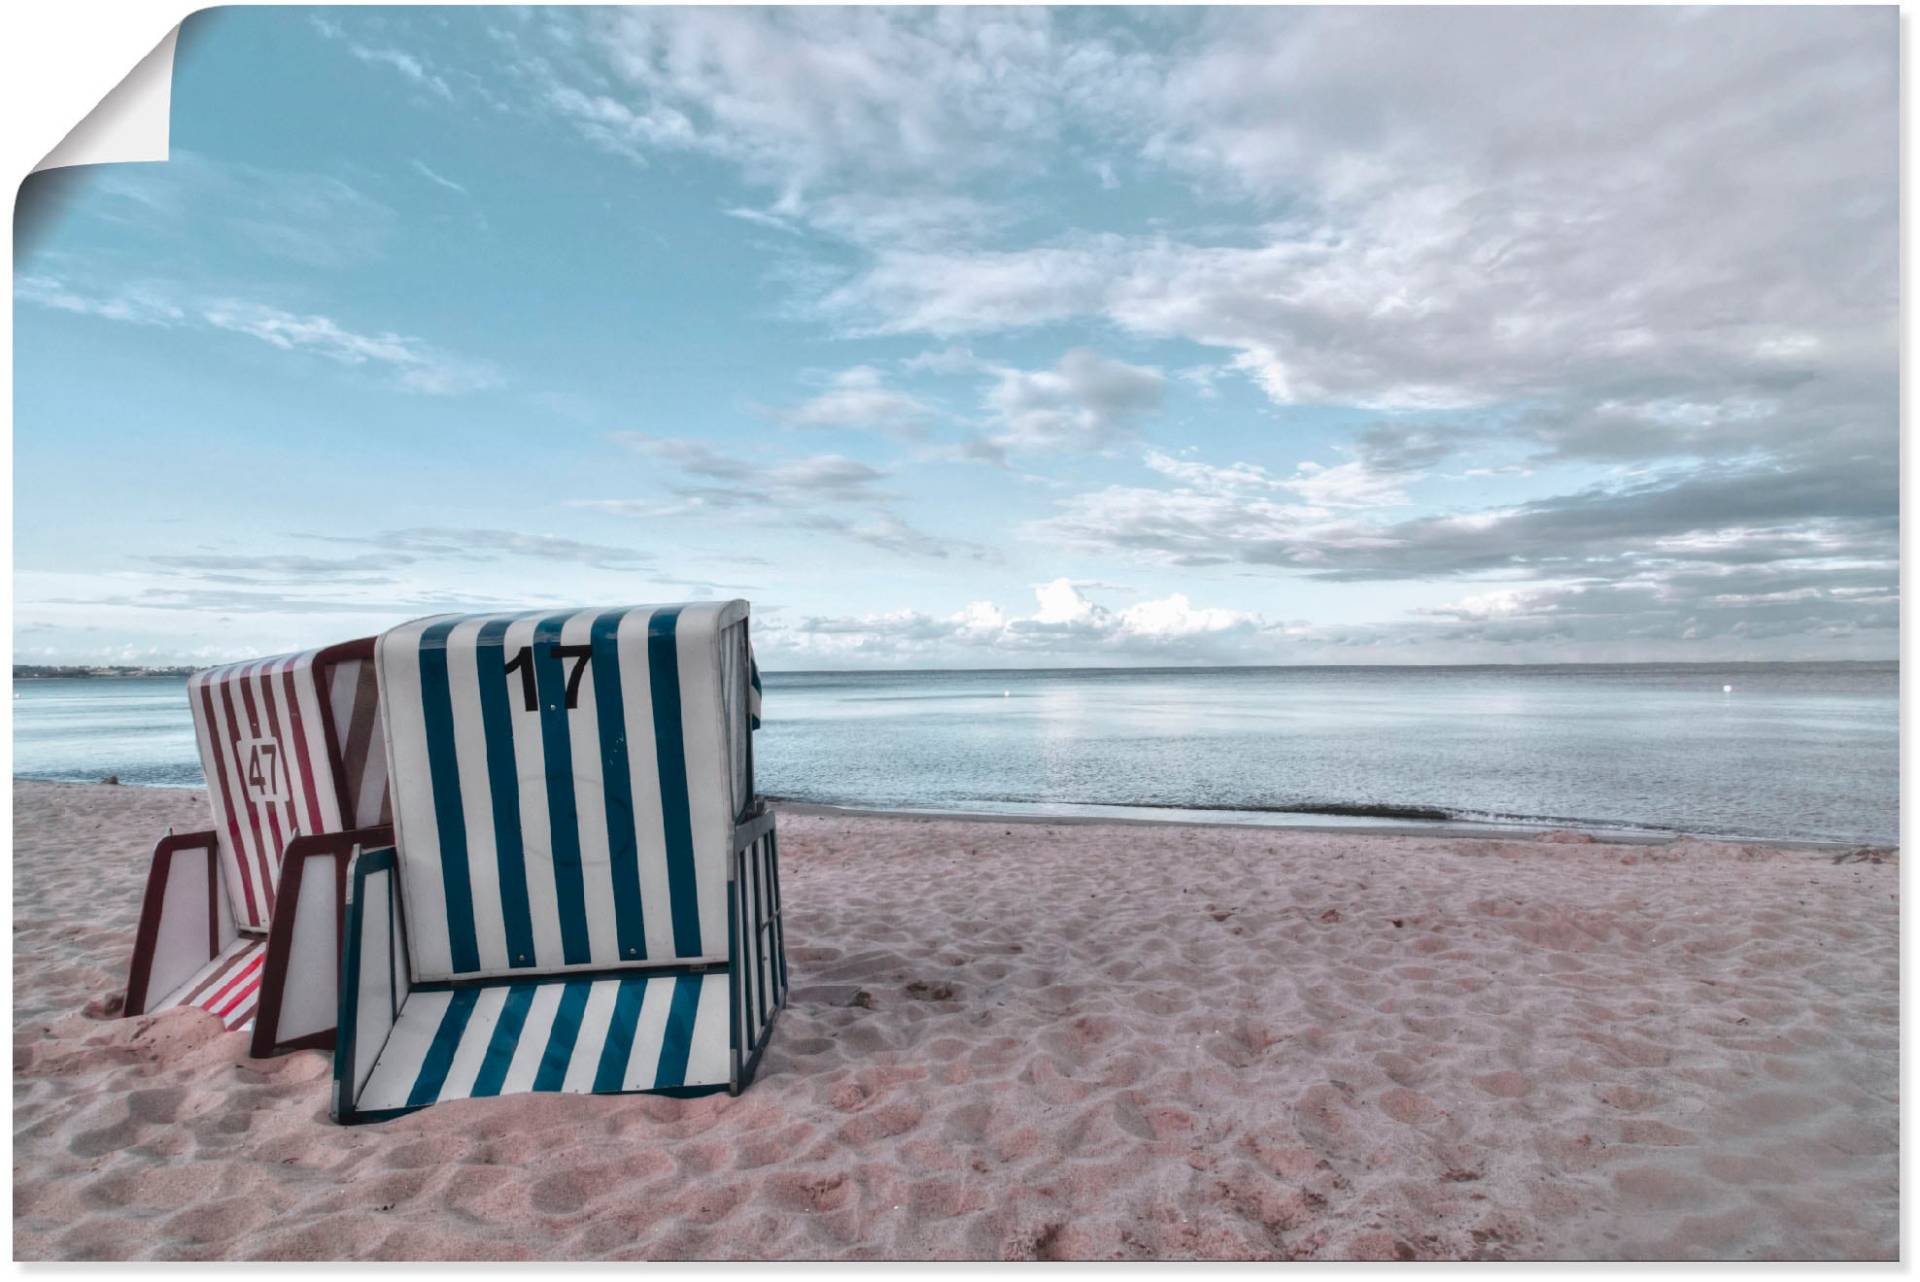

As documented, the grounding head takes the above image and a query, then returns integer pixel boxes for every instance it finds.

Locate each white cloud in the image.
[410,159,469,195]
[45,151,398,271]
[579,434,990,561]
[350,45,454,100]
[1142,448,1411,510]
[200,301,500,394]
[14,275,185,327]
[981,348,1164,454]
[513,8,1150,198]
[15,277,499,396]
[774,366,935,439]
[763,577,1270,666]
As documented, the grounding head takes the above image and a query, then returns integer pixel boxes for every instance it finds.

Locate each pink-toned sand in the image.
[12,779,1898,1261]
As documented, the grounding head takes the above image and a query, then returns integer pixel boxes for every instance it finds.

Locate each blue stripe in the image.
[474,616,537,969]
[652,974,704,1089]
[592,977,649,1092]
[407,988,480,1107]
[534,612,593,965]
[532,980,592,1091]
[416,620,480,974]
[469,983,536,1097]
[591,609,647,961]
[647,608,703,957]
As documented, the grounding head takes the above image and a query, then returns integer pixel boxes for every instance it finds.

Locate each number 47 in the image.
[502,643,593,712]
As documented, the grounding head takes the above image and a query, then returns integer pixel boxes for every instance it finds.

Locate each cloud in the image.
[1140,448,1411,510]
[772,366,935,439]
[15,276,500,396]
[601,434,892,507]
[903,345,983,376]
[1042,448,1892,578]
[1026,440,1895,653]
[788,512,974,561]
[980,349,1164,454]
[410,159,469,195]
[65,151,399,271]
[349,45,454,100]
[723,205,800,234]
[199,301,501,393]
[27,586,536,618]
[578,434,987,560]
[806,6,1894,524]
[311,15,457,101]
[823,242,1110,334]
[507,8,1149,197]
[305,527,655,570]
[762,577,1270,666]
[141,552,410,586]
[14,275,185,327]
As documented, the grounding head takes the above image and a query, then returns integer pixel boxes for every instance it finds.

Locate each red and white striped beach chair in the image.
[331,601,785,1124]
[123,639,393,1055]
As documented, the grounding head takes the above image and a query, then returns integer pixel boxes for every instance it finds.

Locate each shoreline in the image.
[17,776,1883,852]
[769,800,1877,852]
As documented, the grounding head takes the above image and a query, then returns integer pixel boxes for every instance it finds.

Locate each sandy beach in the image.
[12,779,1898,1261]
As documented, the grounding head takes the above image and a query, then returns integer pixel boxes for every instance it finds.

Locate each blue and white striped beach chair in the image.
[330,601,785,1124]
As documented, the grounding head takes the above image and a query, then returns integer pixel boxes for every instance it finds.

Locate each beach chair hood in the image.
[376,600,757,982]
[187,641,390,932]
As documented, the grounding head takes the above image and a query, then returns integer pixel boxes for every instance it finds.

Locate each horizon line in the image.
[13,656,1898,679]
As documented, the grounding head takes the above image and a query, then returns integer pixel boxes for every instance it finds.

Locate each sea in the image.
[11,662,1899,845]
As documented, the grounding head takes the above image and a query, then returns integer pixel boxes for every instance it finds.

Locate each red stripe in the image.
[232,667,281,917]
[221,996,258,1031]
[253,661,297,896]
[202,951,265,1014]
[282,657,327,839]
[179,944,253,1006]
[216,674,270,925]
[212,972,263,1021]
[198,677,260,924]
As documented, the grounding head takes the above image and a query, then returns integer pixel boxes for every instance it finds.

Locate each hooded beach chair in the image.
[124,640,393,1055]
[331,600,785,1125]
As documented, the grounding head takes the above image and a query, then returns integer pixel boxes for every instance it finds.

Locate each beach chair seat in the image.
[333,601,785,1124]
[347,966,734,1115]
[164,935,268,1032]
[124,640,392,1052]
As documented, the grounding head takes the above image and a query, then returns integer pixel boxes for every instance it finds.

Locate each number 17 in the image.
[502,643,593,712]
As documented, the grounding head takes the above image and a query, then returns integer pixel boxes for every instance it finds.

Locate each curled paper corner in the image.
[32,24,180,174]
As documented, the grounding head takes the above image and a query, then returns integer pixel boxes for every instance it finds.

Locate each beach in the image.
[12,779,1898,1261]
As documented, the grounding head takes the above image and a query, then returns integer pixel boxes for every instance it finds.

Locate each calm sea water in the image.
[12,663,1899,843]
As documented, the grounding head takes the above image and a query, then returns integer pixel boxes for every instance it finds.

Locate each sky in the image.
[12,6,1898,670]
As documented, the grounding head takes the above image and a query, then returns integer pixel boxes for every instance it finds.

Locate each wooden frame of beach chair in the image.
[123,638,394,1056]
[331,601,786,1125]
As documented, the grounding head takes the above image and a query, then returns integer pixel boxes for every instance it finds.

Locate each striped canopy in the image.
[377,601,757,984]
[188,641,388,934]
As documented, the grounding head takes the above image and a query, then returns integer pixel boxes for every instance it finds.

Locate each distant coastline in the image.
[10,658,1897,681]
[14,665,196,680]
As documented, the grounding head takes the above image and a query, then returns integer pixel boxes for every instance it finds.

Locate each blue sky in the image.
[14,6,1897,668]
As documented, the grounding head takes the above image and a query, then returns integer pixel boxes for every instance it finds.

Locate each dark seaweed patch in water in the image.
[1251,801,1456,822]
